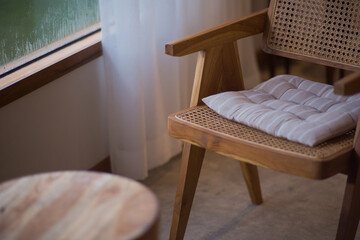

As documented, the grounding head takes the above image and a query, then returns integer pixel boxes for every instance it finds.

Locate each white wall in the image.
[0,57,108,182]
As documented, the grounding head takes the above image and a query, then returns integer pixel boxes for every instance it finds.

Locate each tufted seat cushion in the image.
[202,75,360,146]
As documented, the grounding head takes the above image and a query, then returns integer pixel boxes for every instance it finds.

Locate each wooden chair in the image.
[165,0,360,239]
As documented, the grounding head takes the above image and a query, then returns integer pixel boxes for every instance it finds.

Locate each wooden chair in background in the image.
[165,0,360,239]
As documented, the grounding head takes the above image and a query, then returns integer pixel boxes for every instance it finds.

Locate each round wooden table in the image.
[0,171,159,240]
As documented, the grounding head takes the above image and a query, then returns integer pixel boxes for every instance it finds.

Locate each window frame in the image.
[0,30,102,108]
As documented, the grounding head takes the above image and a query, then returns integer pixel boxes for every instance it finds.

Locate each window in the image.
[0,0,101,76]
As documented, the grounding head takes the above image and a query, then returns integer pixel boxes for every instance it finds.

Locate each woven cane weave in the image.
[264,0,360,71]
[175,105,354,159]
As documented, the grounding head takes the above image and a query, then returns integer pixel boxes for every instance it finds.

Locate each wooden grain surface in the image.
[334,72,360,96]
[190,42,244,107]
[165,9,267,57]
[169,143,205,240]
[168,107,353,180]
[0,171,159,240]
[335,155,360,240]
[169,39,262,239]
[239,161,263,204]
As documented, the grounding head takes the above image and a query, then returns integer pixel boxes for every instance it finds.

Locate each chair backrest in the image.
[263,0,360,72]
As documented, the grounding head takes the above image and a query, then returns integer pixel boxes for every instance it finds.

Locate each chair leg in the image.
[336,158,360,240]
[170,143,206,240]
[326,67,336,85]
[239,161,263,205]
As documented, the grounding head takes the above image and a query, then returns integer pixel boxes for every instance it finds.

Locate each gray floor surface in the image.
[142,151,360,240]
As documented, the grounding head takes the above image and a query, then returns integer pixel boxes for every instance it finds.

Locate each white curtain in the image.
[100,0,261,179]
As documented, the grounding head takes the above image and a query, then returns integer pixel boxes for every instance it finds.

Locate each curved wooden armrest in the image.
[165,9,267,57]
[334,72,360,96]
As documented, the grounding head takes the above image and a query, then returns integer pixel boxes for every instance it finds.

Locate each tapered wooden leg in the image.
[336,157,360,240]
[170,143,206,240]
[239,161,263,205]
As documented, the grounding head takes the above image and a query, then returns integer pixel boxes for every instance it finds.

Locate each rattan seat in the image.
[169,105,354,179]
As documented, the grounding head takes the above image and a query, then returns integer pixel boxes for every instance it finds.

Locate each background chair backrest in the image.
[263,0,360,72]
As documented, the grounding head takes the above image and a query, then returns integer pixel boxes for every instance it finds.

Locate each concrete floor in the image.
[142,151,360,240]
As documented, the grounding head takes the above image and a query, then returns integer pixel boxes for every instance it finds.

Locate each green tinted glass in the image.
[0,0,100,70]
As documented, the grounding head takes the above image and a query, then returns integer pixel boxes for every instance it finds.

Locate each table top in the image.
[0,171,159,240]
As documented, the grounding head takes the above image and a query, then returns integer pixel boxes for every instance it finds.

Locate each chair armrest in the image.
[334,72,360,95]
[165,9,267,57]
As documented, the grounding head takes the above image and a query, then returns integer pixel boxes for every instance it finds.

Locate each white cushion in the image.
[202,75,360,146]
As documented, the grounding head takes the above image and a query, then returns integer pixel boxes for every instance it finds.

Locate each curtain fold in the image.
[100,0,260,179]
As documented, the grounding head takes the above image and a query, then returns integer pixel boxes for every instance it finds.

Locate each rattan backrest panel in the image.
[263,0,360,71]
[175,106,354,159]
